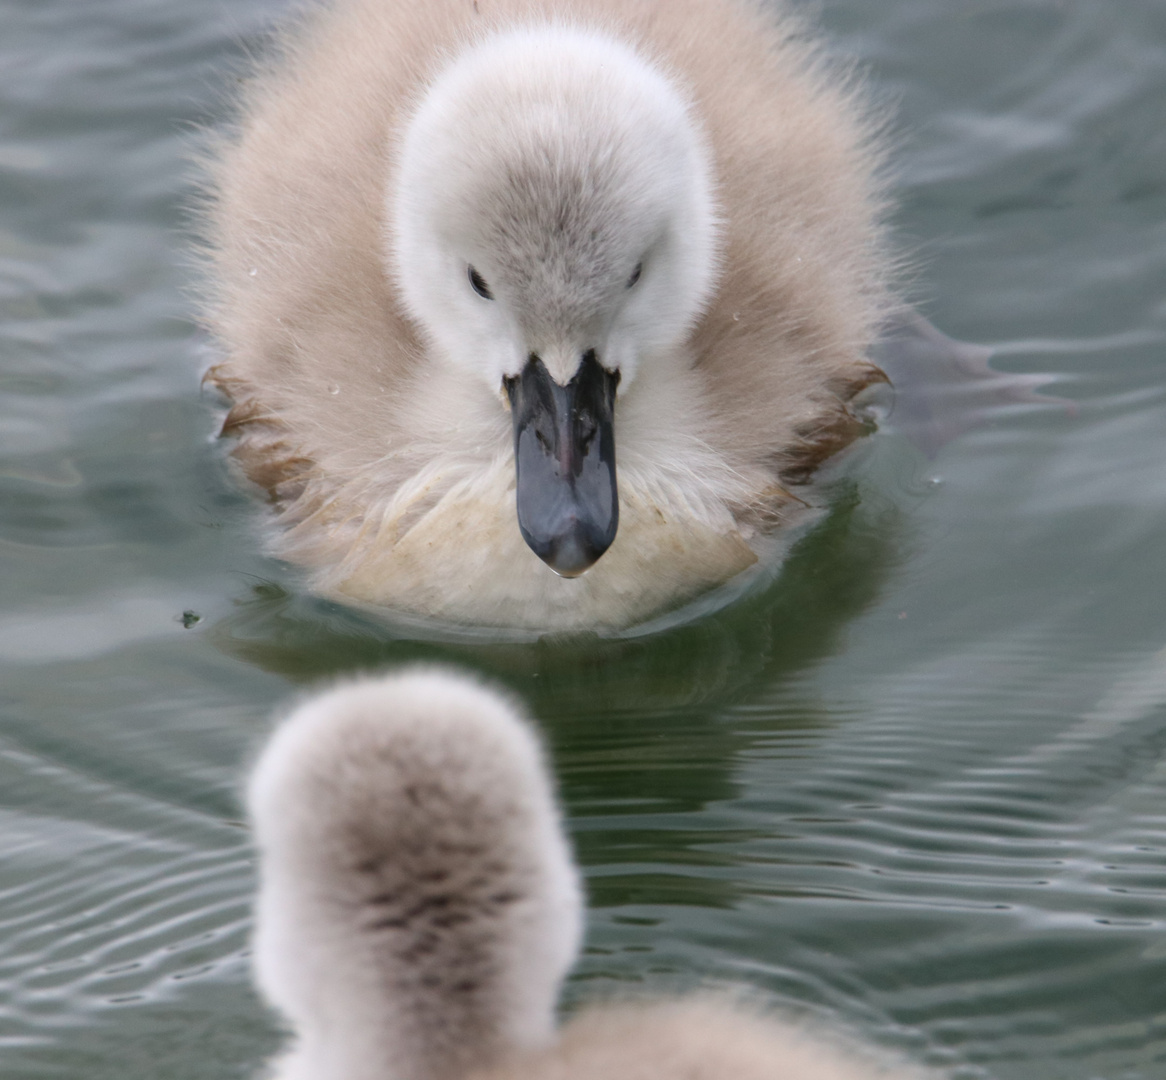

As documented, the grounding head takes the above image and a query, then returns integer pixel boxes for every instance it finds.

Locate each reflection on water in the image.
[210,484,901,702]
[2,1,1166,1078]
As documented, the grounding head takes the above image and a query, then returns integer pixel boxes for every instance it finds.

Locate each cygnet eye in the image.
[626,261,643,289]
[468,265,494,300]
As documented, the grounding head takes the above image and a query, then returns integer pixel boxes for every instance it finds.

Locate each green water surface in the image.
[2,1,1165,1077]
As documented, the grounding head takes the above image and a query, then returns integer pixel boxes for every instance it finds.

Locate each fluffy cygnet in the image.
[247,670,929,1080]
[204,0,891,630]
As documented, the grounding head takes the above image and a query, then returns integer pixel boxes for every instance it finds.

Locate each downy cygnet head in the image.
[248,670,583,1080]
[391,27,720,576]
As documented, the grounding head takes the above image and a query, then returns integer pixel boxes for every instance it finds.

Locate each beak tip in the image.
[548,563,591,580]
[526,526,613,578]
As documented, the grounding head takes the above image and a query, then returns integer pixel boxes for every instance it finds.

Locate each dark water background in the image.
[2,1,1165,1076]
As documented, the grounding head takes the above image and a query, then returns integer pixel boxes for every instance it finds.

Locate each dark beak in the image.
[504,351,619,577]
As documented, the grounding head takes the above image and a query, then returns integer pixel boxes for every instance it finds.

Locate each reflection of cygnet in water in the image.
[247,670,930,1080]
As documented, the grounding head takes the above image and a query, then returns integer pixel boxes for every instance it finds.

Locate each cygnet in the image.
[203,0,893,630]
[247,669,931,1080]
